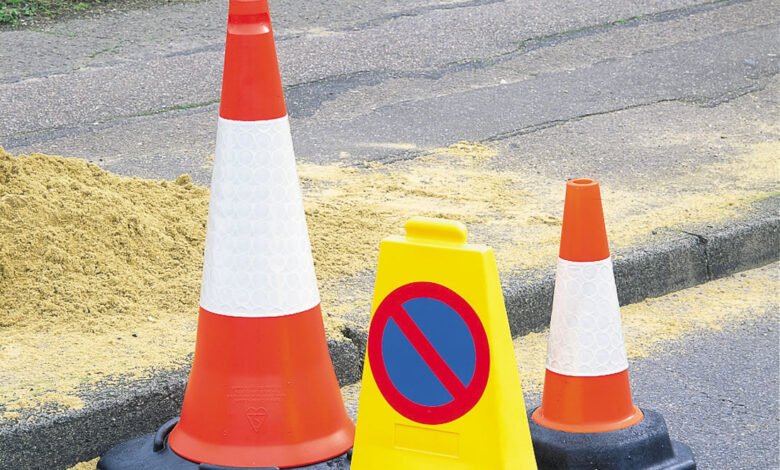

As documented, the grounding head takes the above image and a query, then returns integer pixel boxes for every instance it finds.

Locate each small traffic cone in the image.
[529,178,695,469]
[98,1,354,468]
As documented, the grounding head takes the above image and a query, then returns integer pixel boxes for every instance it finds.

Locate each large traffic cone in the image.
[98,1,354,468]
[528,178,695,469]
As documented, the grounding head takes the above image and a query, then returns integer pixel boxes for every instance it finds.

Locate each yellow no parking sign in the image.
[351,217,537,469]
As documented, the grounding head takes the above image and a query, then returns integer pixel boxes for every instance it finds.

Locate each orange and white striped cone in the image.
[528,178,695,469]
[98,1,354,468]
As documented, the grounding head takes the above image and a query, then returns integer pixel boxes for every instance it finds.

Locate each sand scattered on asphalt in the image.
[514,262,779,392]
[299,141,521,280]
[67,458,98,470]
[430,140,498,160]
[302,138,778,285]
[1,136,777,418]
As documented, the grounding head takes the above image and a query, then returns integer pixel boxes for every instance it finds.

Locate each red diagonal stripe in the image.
[391,308,468,397]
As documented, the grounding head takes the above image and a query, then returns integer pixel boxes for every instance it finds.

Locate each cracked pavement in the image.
[1,0,778,182]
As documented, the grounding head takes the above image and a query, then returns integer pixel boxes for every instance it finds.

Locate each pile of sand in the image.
[0,149,208,334]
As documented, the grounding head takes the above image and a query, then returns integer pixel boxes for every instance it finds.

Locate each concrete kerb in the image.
[1,204,777,469]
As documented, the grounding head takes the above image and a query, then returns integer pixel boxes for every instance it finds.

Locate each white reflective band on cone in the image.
[200,116,320,317]
[546,257,629,376]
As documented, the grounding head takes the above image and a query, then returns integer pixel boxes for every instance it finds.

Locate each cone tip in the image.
[220,0,286,121]
[567,177,598,188]
[228,0,269,17]
[559,177,610,262]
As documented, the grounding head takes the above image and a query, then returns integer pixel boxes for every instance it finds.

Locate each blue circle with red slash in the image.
[368,282,490,425]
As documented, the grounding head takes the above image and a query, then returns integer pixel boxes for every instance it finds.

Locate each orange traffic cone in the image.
[528,178,695,469]
[98,1,354,468]
[532,177,642,433]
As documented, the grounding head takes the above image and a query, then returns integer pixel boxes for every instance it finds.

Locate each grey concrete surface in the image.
[628,313,780,469]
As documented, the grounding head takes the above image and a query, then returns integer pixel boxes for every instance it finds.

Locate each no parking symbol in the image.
[368,281,490,425]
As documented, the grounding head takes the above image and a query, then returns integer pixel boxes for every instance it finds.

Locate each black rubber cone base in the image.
[98,418,352,470]
[528,408,696,470]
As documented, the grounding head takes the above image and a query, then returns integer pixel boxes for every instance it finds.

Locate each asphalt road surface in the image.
[1,0,778,184]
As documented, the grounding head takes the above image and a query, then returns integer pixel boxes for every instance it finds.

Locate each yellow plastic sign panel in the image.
[352,217,537,469]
